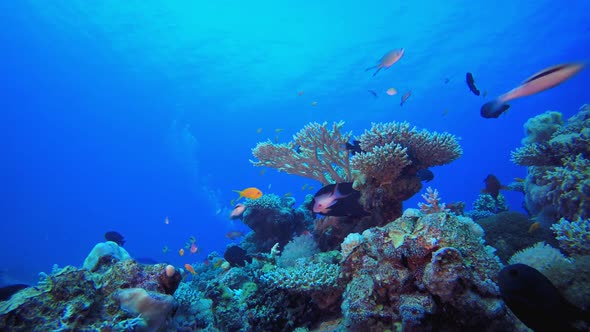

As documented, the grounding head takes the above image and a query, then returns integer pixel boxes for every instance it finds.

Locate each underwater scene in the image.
[1,1,590,331]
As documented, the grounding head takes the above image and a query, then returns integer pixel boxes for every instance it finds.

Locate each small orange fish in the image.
[233,187,263,201]
[400,91,412,106]
[184,263,196,275]
[178,248,185,257]
[190,243,198,254]
[226,231,245,240]
[528,222,541,234]
[366,48,405,77]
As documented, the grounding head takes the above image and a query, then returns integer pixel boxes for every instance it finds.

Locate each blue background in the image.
[1,0,589,285]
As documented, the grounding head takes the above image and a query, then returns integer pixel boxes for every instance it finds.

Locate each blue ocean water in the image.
[1,0,589,286]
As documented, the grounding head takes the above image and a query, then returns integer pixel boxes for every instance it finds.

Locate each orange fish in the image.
[226,231,245,240]
[366,48,405,77]
[190,243,198,254]
[178,248,185,257]
[230,203,246,220]
[184,263,196,275]
[528,222,541,234]
[400,91,412,106]
[233,187,263,201]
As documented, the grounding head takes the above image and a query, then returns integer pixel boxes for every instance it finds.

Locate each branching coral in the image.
[251,121,352,184]
[418,187,449,214]
[514,104,590,220]
[551,218,590,256]
[543,154,590,221]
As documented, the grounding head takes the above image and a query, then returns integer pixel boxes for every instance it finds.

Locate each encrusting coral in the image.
[512,104,590,220]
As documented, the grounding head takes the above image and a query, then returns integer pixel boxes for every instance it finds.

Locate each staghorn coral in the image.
[251,121,352,184]
[551,217,590,256]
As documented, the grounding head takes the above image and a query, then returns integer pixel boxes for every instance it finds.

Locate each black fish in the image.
[345,140,363,156]
[482,174,505,200]
[481,100,511,118]
[0,284,28,301]
[224,245,252,267]
[367,90,378,98]
[104,231,125,246]
[466,72,480,96]
[498,264,588,332]
[311,182,369,217]
[416,169,434,182]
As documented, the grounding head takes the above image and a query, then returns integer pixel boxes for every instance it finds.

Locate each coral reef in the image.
[512,104,590,220]
[467,193,509,220]
[339,210,522,331]
[476,211,556,262]
[0,242,182,331]
[551,217,590,256]
[240,194,314,253]
[252,122,462,224]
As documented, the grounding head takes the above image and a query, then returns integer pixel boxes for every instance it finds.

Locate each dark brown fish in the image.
[482,174,505,199]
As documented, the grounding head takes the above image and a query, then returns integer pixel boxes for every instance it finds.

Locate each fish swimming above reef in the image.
[0,284,29,301]
[465,72,481,96]
[365,48,405,77]
[482,174,506,200]
[481,62,585,118]
[498,263,589,332]
[104,231,125,246]
[345,140,363,156]
[416,169,434,182]
[233,187,263,201]
[311,182,369,217]
[400,91,412,106]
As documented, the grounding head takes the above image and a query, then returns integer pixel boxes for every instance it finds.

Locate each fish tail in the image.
[232,190,244,200]
[372,67,382,77]
[365,65,377,72]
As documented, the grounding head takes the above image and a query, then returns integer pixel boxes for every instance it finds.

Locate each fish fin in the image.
[365,65,377,72]
[232,190,244,200]
[481,100,510,119]
[372,67,382,77]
